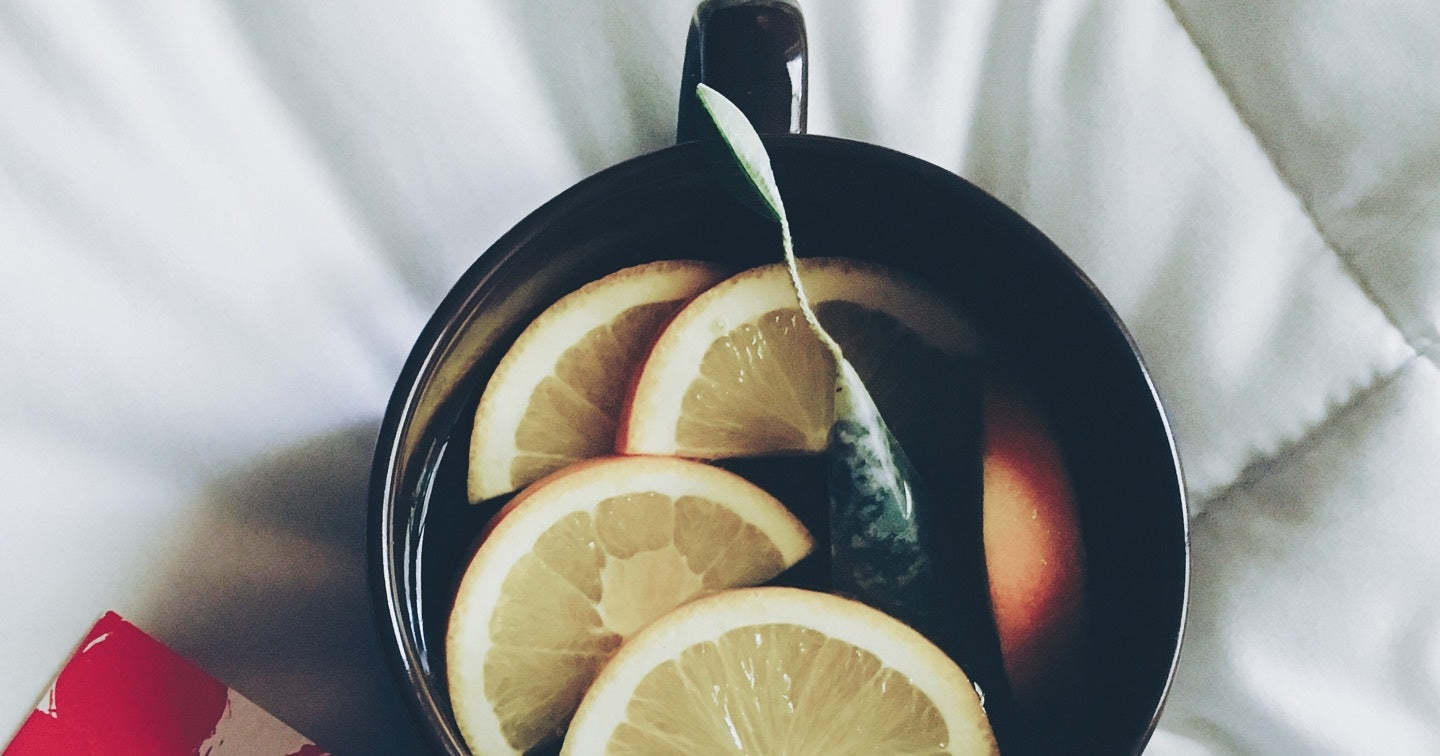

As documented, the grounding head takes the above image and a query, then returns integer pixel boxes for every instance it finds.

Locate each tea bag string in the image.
[777,208,845,365]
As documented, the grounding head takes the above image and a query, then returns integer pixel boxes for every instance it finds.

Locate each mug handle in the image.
[676,0,808,143]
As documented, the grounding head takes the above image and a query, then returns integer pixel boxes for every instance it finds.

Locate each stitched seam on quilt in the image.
[1163,1,1430,509]
[1161,2,1425,361]
[1191,354,1419,519]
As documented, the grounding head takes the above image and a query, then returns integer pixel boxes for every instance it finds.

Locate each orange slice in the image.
[561,586,998,755]
[981,383,1086,708]
[468,259,729,502]
[446,455,813,755]
[619,257,976,459]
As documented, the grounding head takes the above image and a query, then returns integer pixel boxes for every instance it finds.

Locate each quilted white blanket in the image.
[4,1,1438,753]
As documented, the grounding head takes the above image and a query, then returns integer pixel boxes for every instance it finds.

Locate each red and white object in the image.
[4,612,327,756]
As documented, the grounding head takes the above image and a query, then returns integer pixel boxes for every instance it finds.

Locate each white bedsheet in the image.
[4,1,1438,753]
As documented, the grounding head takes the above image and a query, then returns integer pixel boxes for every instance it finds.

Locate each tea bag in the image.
[694,84,1024,750]
[693,83,939,630]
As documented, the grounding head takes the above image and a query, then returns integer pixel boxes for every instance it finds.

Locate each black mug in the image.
[369,1,1189,753]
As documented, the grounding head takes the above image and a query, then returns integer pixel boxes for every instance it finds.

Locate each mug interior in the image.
[369,135,1189,755]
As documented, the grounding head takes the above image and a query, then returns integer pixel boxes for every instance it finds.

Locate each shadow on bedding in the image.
[139,421,426,756]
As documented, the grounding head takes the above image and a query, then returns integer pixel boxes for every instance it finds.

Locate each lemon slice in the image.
[619,257,976,459]
[446,455,813,755]
[560,586,997,755]
[468,260,730,502]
